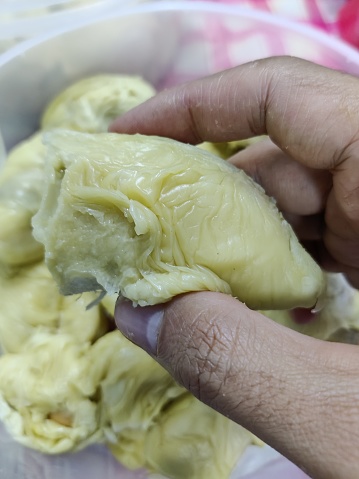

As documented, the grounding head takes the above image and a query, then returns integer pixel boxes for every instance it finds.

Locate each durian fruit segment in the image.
[0,333,102,454]
[100,293,117,317]
[0,133,46,269]
[0,72,156,271]
[143,394,259,479]
[197,136,267,159]
[32,130,324,310]
[89,331,183,470]
[41,74,156,133]
[0,262,107,354]
[90,331,259,479]
[0,132,45,184]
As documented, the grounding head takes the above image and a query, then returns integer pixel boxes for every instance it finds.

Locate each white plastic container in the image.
[1,2,359,478]
[0,1,140,51]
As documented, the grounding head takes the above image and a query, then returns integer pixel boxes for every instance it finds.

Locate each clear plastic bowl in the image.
[0,1,140,49]
[1,2,359,478]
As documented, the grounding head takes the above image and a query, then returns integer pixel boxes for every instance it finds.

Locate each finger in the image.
[115,292,359,479]
[319,240,359,288]
[282,213,324,241]
[324,189,359,269]
[110,57,359,173]
[342,269,359,289]
[299,240,359,289]
[229,138,332,215]
[110,56,359,278]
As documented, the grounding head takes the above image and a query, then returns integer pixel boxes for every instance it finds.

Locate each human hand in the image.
[111,57,359,479]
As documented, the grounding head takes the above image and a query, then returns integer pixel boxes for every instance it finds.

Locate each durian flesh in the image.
[0,73,156,272]
[33,130,324,310]
[41,74,156,133]
[0,261,107,353]
[0,333,102,454]
[0,133,46,269]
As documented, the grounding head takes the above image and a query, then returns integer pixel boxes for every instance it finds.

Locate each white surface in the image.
[0,1,142,41]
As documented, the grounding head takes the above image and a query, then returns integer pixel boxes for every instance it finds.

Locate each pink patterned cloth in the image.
[204,0,346,34]
[162,0,359,88]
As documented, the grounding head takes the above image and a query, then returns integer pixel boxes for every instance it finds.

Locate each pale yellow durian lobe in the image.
[197,136,267,159]
[32,130,324,310]
[0,262,108,353]
[0,333,103,454]
[143,394,257,479]
[41,74,156,133]
[0,135,46,269]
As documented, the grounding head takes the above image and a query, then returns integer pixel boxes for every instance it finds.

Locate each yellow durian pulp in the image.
[32,130,324,310]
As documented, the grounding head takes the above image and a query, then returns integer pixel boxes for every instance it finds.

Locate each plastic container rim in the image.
[1,0,359,70]
[0,0,142,39]
[0,0,108,13]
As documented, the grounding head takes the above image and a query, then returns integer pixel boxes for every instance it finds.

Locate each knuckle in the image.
[170,307,240,403]
[180,85,207,143]
[159,294,279,422]
[341,187,359,224]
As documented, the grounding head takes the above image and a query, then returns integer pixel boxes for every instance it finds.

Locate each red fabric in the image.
[338,0,359,47]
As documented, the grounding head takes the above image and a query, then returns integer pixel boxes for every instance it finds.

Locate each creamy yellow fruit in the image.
[0,73,156,269]
[197,136,267,159]
[89,331,258,477]
[41,74,156,133]
[100,293,117,317]
[33,130,324,310]
[0,325,258,472]
[144,394,260,479]
[0,262,107,353]
[89,331,184,470]
[0,170,44,268]
[0,133,46,269]
[0,132,45,183]
[0,333,102,454]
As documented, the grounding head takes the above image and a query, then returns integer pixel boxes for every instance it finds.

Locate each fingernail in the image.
[114,298,164,356]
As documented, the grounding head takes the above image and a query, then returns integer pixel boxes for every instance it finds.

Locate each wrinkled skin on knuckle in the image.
[234,57,278,137]
[178,87,206,144]
[157,296,245,407]
[156,294,275,420]
[259,58,359,169]
[334,145,359,229]
[324,185,359,270]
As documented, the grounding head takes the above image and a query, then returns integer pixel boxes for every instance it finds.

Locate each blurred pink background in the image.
[195,0,359,45]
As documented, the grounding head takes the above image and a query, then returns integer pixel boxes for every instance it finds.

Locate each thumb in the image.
[115,291,359,479]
